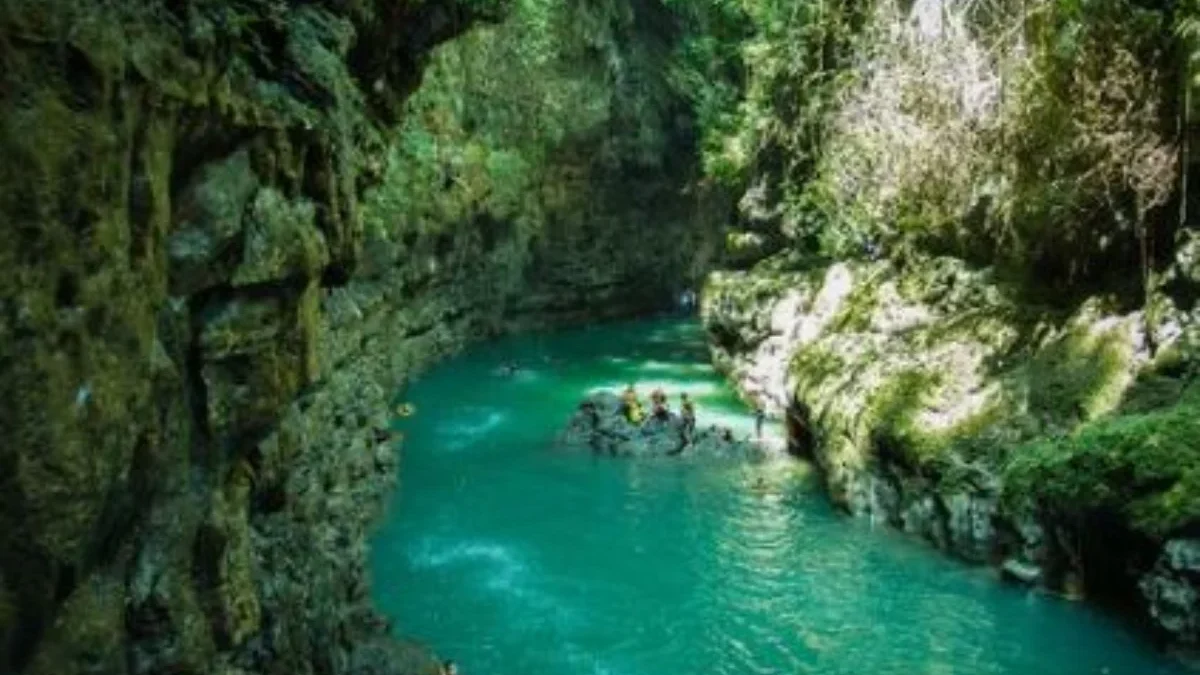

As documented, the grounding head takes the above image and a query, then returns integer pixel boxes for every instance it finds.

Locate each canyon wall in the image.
[0,1,723,672]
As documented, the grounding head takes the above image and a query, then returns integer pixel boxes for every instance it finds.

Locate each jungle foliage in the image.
[363,0,708,245]
[676,0,1192,292]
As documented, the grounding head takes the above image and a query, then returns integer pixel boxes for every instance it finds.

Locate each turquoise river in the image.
[370,318,1190,675]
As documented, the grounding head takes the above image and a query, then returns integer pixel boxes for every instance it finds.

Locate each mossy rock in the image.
[25,574,127,675]
[232,189,330,287]
[1003,385,1200,537]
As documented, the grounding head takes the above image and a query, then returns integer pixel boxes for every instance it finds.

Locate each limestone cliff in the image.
[0,0,723,672]
[703,244,1200,646]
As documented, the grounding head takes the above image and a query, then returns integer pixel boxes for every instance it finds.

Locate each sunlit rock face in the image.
[703,252,1200,644]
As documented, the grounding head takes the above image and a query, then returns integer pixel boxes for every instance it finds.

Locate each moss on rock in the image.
[707,244,1200,641]
[1003,385,1200,538]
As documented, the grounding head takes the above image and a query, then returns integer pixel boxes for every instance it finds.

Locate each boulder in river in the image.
[559,392,766,461]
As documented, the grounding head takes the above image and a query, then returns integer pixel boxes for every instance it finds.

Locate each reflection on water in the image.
[370,318,1188,675]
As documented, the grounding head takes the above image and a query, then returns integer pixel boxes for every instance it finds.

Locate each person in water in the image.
[621,384,644,424]
[678,288,698,313]
[441,660,459,675]
[680,393,696,442]
[650,387,669,421]
[753,399,766,439]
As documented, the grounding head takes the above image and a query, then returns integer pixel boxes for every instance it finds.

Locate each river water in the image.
[370,318,1188,675]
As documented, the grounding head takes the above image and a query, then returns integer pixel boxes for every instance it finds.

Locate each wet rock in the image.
[1001,558,1042,585]
[1141,540,1200,643]
[559,392,765,461]
[944,492,997,563]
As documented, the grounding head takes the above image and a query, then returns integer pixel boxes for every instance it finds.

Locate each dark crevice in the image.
[184,303,214,472]
[51,565,76,605]
[322,262,352,287]
[169,119,258,200]
[60,44,104,112]
[54,272,79,307]
[127,106,158,264]
[785,399,815,458]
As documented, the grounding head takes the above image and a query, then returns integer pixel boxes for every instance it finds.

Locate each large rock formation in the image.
[703,250,1200,645]
[0,0,723,672]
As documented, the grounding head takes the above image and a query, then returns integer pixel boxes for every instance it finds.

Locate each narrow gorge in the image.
[1,0,1198,673]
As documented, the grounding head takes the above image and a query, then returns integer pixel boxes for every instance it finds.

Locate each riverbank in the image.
[702,252,1200,648]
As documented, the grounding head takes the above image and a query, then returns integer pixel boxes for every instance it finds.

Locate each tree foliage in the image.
[684,0,1185,292]
[364,0,710,244]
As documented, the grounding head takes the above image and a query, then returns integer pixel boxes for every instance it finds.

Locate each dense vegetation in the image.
[373,0,1196,297]
[359,0,733,309]
[365,0,716,243]
[671,0,1190,293]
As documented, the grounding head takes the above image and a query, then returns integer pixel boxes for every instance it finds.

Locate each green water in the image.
[371,318,1187,675]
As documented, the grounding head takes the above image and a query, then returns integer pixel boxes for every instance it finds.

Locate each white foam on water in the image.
[632,359,716,375]
[436,408,508,450]
[586,380,723,398]
[562,642,629,675]
[409,537,523,572]
[408,537,580,627]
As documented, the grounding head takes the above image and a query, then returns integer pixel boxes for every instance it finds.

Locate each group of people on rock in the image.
[621,384,768,441]
[621,384,697,440]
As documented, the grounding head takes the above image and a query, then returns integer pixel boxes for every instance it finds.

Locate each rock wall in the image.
[0,1,721,672]
[703,250,1200,646]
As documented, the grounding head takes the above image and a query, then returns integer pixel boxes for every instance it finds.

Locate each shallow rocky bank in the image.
[703,250,1200,647]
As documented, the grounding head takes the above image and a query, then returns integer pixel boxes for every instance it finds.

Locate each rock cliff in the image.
[703,248,1200,646]
[0,1,722,672]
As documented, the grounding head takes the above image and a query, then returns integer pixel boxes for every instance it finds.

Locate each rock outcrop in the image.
[559,392,765,461]
[0,0,723,672]
[0,1,512,672]
[703,251,1200,645]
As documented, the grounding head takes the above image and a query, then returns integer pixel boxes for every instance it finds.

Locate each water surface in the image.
[371,318,1187,675]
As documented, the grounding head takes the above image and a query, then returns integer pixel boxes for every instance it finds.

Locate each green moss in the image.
[824,265,890,333]
[789,347,848,393]
[1023,326,1130,425]
[864,369,942,464]
[1002,385,1200,537]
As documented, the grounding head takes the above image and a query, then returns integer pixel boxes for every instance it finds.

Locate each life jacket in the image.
[628,403,645,424]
